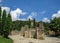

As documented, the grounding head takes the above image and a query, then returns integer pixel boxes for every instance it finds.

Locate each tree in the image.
[28,18,31,28]
[0,7,12,38]
[7,13,12,32]
[15,20,20,31]
[2,10,7,36]
[49,17,60,36]
[5,13,12,38]
[0,7,2,35]
[33,18,36,28]
[43,22,50,32]
[49,18,60,31]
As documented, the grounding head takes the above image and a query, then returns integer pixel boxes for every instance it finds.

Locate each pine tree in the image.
[0,8,12,38]
[0,7,2,35]
[7,13,12,32]
[5,13,12,38]
[2,10,7,36]
[33,18,36,28]
[28,18,31,28]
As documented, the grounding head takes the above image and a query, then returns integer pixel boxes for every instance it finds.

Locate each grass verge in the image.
[0,36,13,43]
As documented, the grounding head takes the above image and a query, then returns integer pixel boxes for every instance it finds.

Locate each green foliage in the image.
[43,17,60,32]
[2,10,9,38]
[0,7,12,38]
[12,18,38,30]
[2,10,7,35]
[0,7,2,35]
[12,20,29,31]
[4,13,12,38]
[28,18,31,28]
[7,13,12,32]
[33,18,36,28]
[43,22,50,32]
[49,17,60,31]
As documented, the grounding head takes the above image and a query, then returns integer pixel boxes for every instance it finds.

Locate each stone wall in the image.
[34,27,44,40]
[22,22,44,40]
[11,22,44,40]
[10,30,19,35]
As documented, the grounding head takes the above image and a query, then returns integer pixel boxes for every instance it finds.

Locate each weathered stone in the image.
[24,25,29,31]
[39,22,44,30]
[48,30,55,36]
[29,30,35,38]
[11,22,44,40]
[31,21,34,28]
[20,25,30,37]
[20,25,29,36]
[34,22,44,40]
[11,30,19,35]
[24,31,29,38]
[20,27,24,36]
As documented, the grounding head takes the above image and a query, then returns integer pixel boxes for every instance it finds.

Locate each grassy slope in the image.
[0,36,13,43]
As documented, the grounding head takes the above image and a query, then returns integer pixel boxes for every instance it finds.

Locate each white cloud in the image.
[1,7,10,14]
[40,11,46,14]
[10,8,27,21]
[0,0,2,2]
[42,18,50,23]
[52,10,60,19]
[1,6,27,21]
[28,15,33,20]
[43,10,60,23]
[21,12,27,15]
[28,12,37,20]
[18,18,27,21]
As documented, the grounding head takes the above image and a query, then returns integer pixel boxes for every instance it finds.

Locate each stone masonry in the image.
[11,22,44,40]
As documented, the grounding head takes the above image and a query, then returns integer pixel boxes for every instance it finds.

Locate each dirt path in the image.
[9,35,60,43]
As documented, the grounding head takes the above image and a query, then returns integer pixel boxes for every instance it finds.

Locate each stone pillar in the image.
[24,25,29,31]
[29,31,32,38]
[29,30,35,38]
[39,22,44,39]
[35,27,44,40]
[24,31,29,38]
[20,27,24,36]
[36,28,39,39]
[20,25,29,37]
[39,22,44,30]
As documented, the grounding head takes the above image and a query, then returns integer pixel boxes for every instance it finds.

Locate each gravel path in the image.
[9,35,60,43]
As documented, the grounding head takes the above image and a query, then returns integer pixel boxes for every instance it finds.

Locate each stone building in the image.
[11,22,44,40]
[20,22,44,40]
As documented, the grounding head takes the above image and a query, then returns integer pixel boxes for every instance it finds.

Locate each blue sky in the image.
[0,0,60,22]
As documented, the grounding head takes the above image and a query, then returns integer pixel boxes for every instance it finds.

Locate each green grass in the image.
[0,36,13,43]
